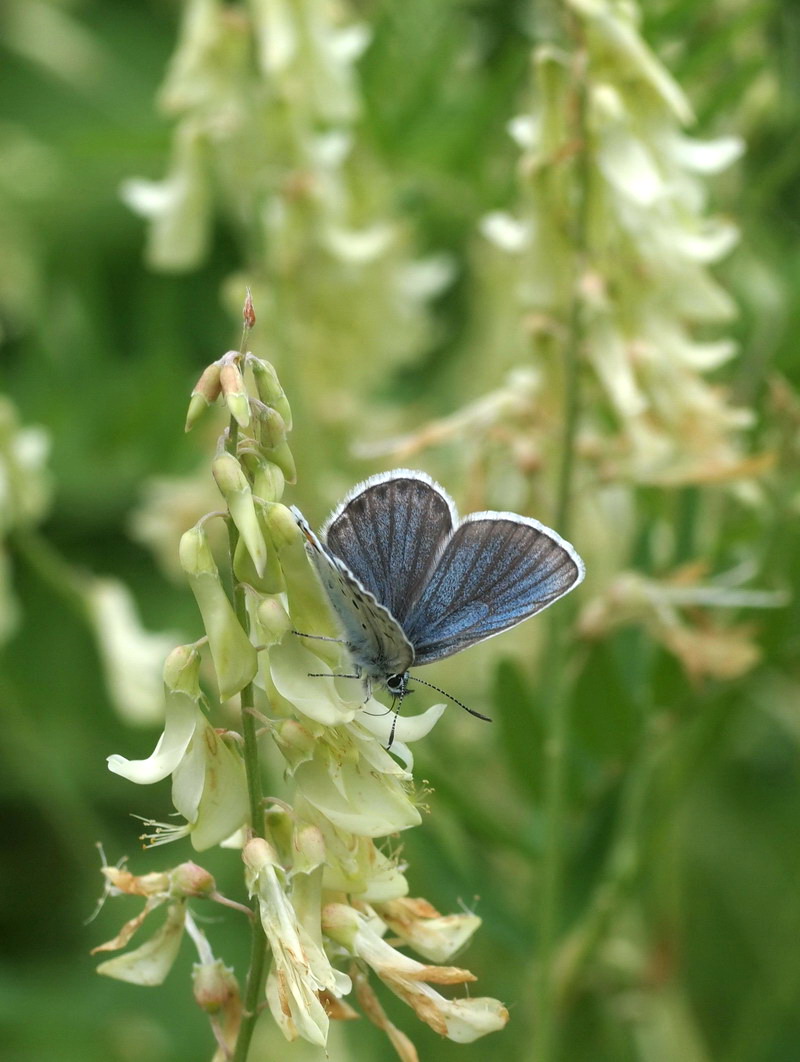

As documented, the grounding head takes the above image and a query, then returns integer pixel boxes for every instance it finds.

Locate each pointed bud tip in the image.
[220,362,251,428]
[243,289,256,330]
[185,393,211,432]
[179,525,215,576]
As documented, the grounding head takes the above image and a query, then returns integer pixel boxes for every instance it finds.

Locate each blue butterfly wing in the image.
[401,513,585,665]
[293,510,414,681]
[322,471,456,626]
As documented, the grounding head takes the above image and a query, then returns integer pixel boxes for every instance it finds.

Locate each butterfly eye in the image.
[386,674,407,695]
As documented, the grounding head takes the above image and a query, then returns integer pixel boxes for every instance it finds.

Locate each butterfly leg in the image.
[291,629,347,644]
[307,671,361,680]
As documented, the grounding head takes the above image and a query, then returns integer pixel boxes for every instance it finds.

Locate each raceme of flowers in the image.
[363,0,771,683]
[97,342,508,1057]
[121,0,451,422]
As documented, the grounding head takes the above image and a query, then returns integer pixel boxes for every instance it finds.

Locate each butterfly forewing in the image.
[295,512,414,681]
[323,471,456,625]
[401,513,584,665]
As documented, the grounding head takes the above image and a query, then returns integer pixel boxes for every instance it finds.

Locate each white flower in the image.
[480,211,532,253]
[0,398,51,532]
[323,223,395,264]
[245,838,346,1047]
[107,646,249,850]
[323,904,509,1043]
[120,122,211,271]
[275,719,422,837]
[86,578,177,725]
[96,903,186,986]
[374,897,483,964]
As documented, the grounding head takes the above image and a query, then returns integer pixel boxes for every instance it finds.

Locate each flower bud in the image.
[243,836,279,877]
[263,438,297,484]
[170,861,216,898]
[212,451,267,576]
[179,525,257,700]
[264,501,301,550]
[321,902,361,948]
[292,824,326,874]
[249,356,293,429]
[254,405,287,449]
[233,532,284,595]
[250,456,285,503]
[163,643,202,693]
[219,355,250,428]
[255,596,291,644]
[264,504,338,641]
[192,958,240,1014]
[185,361,222,432]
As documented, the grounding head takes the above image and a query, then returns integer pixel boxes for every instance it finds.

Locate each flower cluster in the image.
[372,0,749,490]
[98,329,508,1057]
[479,0,750,488]
[122,0,449,428]
[364,0,771,680]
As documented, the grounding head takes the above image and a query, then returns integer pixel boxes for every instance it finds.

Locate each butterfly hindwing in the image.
[401,512,585,665]
[322,471,456,626]
[294,511,414,681]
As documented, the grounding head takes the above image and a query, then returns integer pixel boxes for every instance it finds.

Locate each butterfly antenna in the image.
[407,675,492,722]
[388,705,399,749]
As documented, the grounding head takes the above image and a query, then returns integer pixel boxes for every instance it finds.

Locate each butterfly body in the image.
[292,469,584,704]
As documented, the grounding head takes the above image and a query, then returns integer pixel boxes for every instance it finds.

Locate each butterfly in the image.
[291,469,584,723]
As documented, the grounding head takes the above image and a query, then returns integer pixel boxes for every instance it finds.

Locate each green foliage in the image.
[1,1,799,1060]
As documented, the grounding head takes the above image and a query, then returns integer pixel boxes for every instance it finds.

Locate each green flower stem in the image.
[550,714,661,1006]
[533,612,571,1062]
[11,526,92,622]
[232,897,268,1062]
[225,412,268,1062]
[533,40,590,1062]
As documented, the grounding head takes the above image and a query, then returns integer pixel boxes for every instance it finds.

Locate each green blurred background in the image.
[1,1,799,1060]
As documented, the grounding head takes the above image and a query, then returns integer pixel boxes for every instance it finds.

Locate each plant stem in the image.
[232,898,268,1062]
[549,713,660,1007]
[225,412,269,1062]
[11,526,92,621]
[533,39,590,1062]
[533,612,571,1062]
